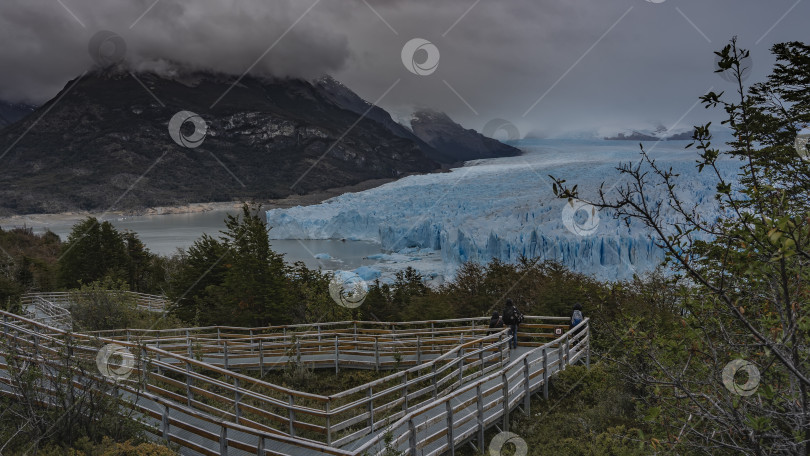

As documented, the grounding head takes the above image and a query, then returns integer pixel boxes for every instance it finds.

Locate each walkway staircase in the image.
[0,310,590,456]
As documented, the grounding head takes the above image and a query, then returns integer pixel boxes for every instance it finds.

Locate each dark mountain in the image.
[604,131,659,141]
[0,101,36,128]
[0,69,441,215]
[410,110,522,163]
[314,76,447,163]
[665,131,693,141]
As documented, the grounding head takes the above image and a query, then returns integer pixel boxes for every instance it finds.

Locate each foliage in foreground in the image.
[552,38,810,455]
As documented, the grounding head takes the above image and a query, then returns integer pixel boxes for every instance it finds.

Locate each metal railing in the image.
[0,310,589,455]
[23,295,72,329]
[21,291,169,313]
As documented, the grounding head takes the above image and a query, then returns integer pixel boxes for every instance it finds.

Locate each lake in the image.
[0,209,386,271]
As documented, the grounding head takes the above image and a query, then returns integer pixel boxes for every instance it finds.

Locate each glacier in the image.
[267,139,738,282]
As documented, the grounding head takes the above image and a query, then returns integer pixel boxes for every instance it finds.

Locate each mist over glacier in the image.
[267,140,738,282]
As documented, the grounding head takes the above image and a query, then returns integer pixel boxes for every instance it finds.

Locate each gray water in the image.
[4,209,384,271]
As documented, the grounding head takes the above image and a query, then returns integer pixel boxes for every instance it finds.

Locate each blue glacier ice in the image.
[268,140,738,282]
[354,266,382,281]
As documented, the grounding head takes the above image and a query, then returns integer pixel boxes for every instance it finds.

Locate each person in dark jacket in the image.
[488,312,504,334]
[502,299,522,349]
[570,303,584,332]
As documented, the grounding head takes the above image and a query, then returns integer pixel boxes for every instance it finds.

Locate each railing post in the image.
[542,347,549,400]
[326,402,332,446]
[564,334,570,370]
[257,436,264,456]
[139,345,148,385]
[446,401,455,455]
[32,326,39,358]
[375,336,380,371]
[522,357,531,415]
[476,384,485,451]
[334,336,339,374]
[162,404,170,442]
[288,394,296,437]
[586,323,591,369]
[259,339,264,375]
[501,371,510,432]
[457,351,464,385]
[234,377,242,423]
[224,340,229,369]
[219,426,228,455]
[499,333,504,366]
[479,342,484,376]
[186,360,193,406]
[432,364,438,397]
[408,418,418,456]
[402,373,409,411]
[367,387,375,432]
[155,340,163,376]
[417,335,422,364]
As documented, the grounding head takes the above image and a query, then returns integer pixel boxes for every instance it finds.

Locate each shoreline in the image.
[0,178,396,228]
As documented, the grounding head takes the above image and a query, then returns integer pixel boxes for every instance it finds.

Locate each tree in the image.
[68,278,180,331]
[0,227,61,308]
[168,204,290,327]
[287,261,354,325]
[58,218,167,293]
[219,204,288,326]
[58,218,127,289]
[167,233,230,324]
[551,39,810,455]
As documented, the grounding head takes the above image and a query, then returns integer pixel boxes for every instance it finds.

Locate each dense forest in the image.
[0,39,808,455]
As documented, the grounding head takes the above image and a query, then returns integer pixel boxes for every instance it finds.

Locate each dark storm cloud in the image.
[0,0,351,101]
[0,0,806,135]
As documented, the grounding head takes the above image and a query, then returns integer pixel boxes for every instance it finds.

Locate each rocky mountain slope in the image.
[0,69,443,215]
[0,101,35,128]
[410,110,522,163]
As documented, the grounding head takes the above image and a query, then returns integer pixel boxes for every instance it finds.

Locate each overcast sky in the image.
[0,0,806,136]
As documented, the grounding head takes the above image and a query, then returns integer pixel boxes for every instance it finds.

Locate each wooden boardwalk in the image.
[0,310,590,456]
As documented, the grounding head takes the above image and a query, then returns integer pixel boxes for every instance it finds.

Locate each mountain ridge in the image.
[0,69,442,216]
[410,109,522,162]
